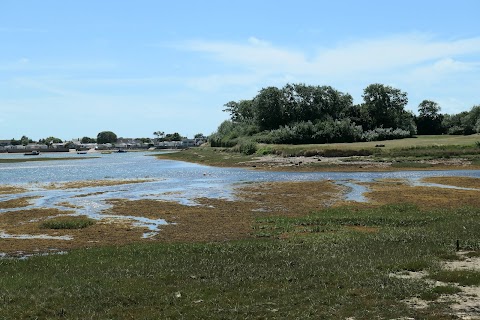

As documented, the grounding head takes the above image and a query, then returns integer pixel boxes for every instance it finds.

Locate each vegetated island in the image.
[158,83,480,171]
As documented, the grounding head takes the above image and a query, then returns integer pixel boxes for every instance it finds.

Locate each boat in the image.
[76,151,88,154]
[116,149,127,153]
[101,151,112,154]
[24,151,40,156]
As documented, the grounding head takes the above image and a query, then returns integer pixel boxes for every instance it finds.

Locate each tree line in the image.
[6,130,201,147]
[210,83,480,147]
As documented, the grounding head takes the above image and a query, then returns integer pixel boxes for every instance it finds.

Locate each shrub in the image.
[234,141,258,155]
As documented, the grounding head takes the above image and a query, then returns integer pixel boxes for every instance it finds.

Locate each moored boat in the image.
[24,151,40,156]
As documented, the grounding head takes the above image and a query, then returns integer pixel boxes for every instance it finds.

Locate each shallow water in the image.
[1,151,480,237]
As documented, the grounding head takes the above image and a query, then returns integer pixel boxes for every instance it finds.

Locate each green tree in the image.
[223,100,255,124]
[81,137,96,143]
[362,84,412,132]
[416,100,444,135]
[253,86,285,130]
[165,132,182,141]
[153,131,165,142]
[194,133,205,139]
[97,131,118,144]
[20,135,30,146]
[43,136,63,147]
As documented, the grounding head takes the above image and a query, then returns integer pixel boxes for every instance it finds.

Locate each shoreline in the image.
[155,151,480,172]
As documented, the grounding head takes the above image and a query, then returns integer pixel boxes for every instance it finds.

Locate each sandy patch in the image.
[392,251,480,319]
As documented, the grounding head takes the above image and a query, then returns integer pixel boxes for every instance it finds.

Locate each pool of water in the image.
[1,151,480,237]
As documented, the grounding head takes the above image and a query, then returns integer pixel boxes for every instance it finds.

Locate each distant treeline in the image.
[210,83,480,148]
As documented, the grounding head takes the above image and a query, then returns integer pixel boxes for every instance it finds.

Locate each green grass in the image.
[41,217,95,229]
[1,204,480,319]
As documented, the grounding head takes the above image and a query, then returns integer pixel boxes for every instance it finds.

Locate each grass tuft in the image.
[41,216,95,229]
[420,285,462,300]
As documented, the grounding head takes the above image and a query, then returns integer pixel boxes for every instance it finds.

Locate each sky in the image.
[1,0,480,141]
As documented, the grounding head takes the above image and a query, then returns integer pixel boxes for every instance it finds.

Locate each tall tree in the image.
[253,86,285,130]
[20,135,30,146]
[97,131,118,144]
[362,84,412,131]
[416,100,444,135]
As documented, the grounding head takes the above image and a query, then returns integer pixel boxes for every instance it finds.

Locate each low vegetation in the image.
[40,216,96,229]
[1,204,479,318]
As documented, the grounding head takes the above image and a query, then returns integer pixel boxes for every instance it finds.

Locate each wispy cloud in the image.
[181,34,480,78]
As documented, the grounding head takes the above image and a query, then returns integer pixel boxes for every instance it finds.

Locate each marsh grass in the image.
[41,216,95,229]
[1,204,479,318]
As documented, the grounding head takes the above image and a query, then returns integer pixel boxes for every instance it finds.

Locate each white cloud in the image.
[180,34,480,78]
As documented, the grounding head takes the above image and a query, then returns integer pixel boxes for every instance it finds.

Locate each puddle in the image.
[334,180,369,202]
[0,231,72,240]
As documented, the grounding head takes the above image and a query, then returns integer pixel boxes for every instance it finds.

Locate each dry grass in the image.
[362,179,480,209]
[0,197,39,209]
[0,185,27,195]
[422,176,480,189]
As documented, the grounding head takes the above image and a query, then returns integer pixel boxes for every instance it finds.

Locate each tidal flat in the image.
[1,152,480,319]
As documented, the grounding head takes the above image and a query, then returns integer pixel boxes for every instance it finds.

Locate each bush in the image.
[235,141,258,155]
[361,127,411,142]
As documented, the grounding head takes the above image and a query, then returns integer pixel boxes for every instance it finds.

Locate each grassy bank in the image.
[154,134,480,171]
[1,204,479,319]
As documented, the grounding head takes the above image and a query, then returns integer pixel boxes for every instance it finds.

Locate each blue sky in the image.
[1,0,479,141]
